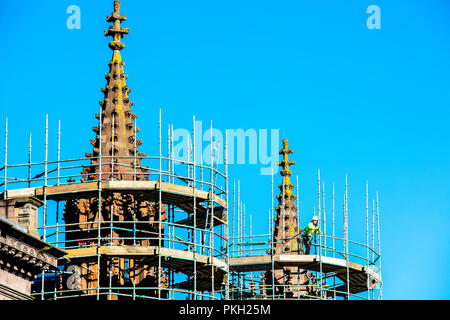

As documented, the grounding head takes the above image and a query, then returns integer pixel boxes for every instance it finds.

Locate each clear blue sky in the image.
[1,0,450,299]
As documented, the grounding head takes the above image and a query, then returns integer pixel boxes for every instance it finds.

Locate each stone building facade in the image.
[0,198,65,300]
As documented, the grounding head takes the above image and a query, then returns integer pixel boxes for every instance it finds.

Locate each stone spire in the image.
[264,139,315,298]
[83,0,146,181]
[63,1,167,300]
[277,139,295,198]
[274,138,298,254]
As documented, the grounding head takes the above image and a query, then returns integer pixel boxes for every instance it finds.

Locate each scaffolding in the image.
[227,170,383,300]
[0,0,383,300]
[0,112,382,301]
[1,111,229,300]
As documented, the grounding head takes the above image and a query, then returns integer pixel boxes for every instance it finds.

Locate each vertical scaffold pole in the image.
[171,124,174,184]
[209,120,215,299]
[187,135,191,183]
[243,203,246,255]
[249,214,252,255]
[282,182,285,253]
[297,172,301,293]
[297,173,301,296]
[56,120,61,253]
[193,115,197,299]
[40,114,48,300]
[158,108,162,300]
[322,180,326,292]
[97,107,103,300]
[237,180,240,257]
[371,199,375,300]
[200,153,203,191]
[296,175,299,235]
[134,118,137,181]
[332,183,335,258]
[3,118,7,200]
[271,168,275,299]
[345,174,350,299]
[317,169,321,253]
[240,199,243,258]
[43,114,48,241]
[111,113,115,179]
[224,129,229,299]
[232,179,235,258]
[366,181,370,300]
[57,120,61,185]
[332,183,336,299]
[376,192,382,300]
[268,208,271,246]
[317,169,323,299]
[109,107,114,303]
[28,133,32,188]
[372,199,375,263]
[167,124,170,182]
[323,181,326,256]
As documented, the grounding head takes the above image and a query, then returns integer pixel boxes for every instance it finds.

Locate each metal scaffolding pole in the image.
[109,109,114,298]
[112,113,115,179]
[271,168,275,299]
[366,181,370,300]
[282,182,285,253]
[28,133,31,188]
[200,153,203,191]
[332,183,335,258]
[232,179,235,257]
[332,184,336,299]
[376,191,383,299]
[158,108,162,300]
[56,120,61,261]
[317,169,323,299]
[224,129,229,300]
[171,124,174,184]
[322,180,327,292]
[372,199,375,262]
[133,119,137,181]
[3,118,7,200]
[43,114,48,241]
[209,120,215,299]
[192,115,197,300]
[317,169,321,252]
[296,175,299,233]
[97,106,103,300]
[243,203,246,256]
[167,125,170,182]
[249,214,252,257]
[237,180,240,257]
[323,180,326,256]
[345,174,350,300]
[187,135,191,183]
[57,120,61,185]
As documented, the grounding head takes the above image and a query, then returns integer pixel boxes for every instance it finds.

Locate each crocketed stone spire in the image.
[274,139,298,254]
[63,1,167,300]
[82,0,146,181]
[263,139,315,298]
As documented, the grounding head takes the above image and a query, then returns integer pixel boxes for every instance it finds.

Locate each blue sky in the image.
[1,0,450,299]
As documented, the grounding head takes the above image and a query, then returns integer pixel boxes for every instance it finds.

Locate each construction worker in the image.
[302,216,320,255]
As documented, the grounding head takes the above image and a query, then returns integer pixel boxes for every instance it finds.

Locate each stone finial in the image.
[278,138,295,196]
[114,0,120,14]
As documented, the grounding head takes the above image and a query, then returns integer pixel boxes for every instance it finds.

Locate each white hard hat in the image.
[312,216,318,221]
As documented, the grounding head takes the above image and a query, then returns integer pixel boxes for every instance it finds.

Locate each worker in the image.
[302,216,320,255]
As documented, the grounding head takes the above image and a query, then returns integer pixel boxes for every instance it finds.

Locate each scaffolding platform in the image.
[64,245,228,277]
[2,180,227,226]
[229,254,380,295]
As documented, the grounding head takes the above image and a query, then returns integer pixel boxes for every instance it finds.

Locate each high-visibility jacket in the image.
[303,222,320,237]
